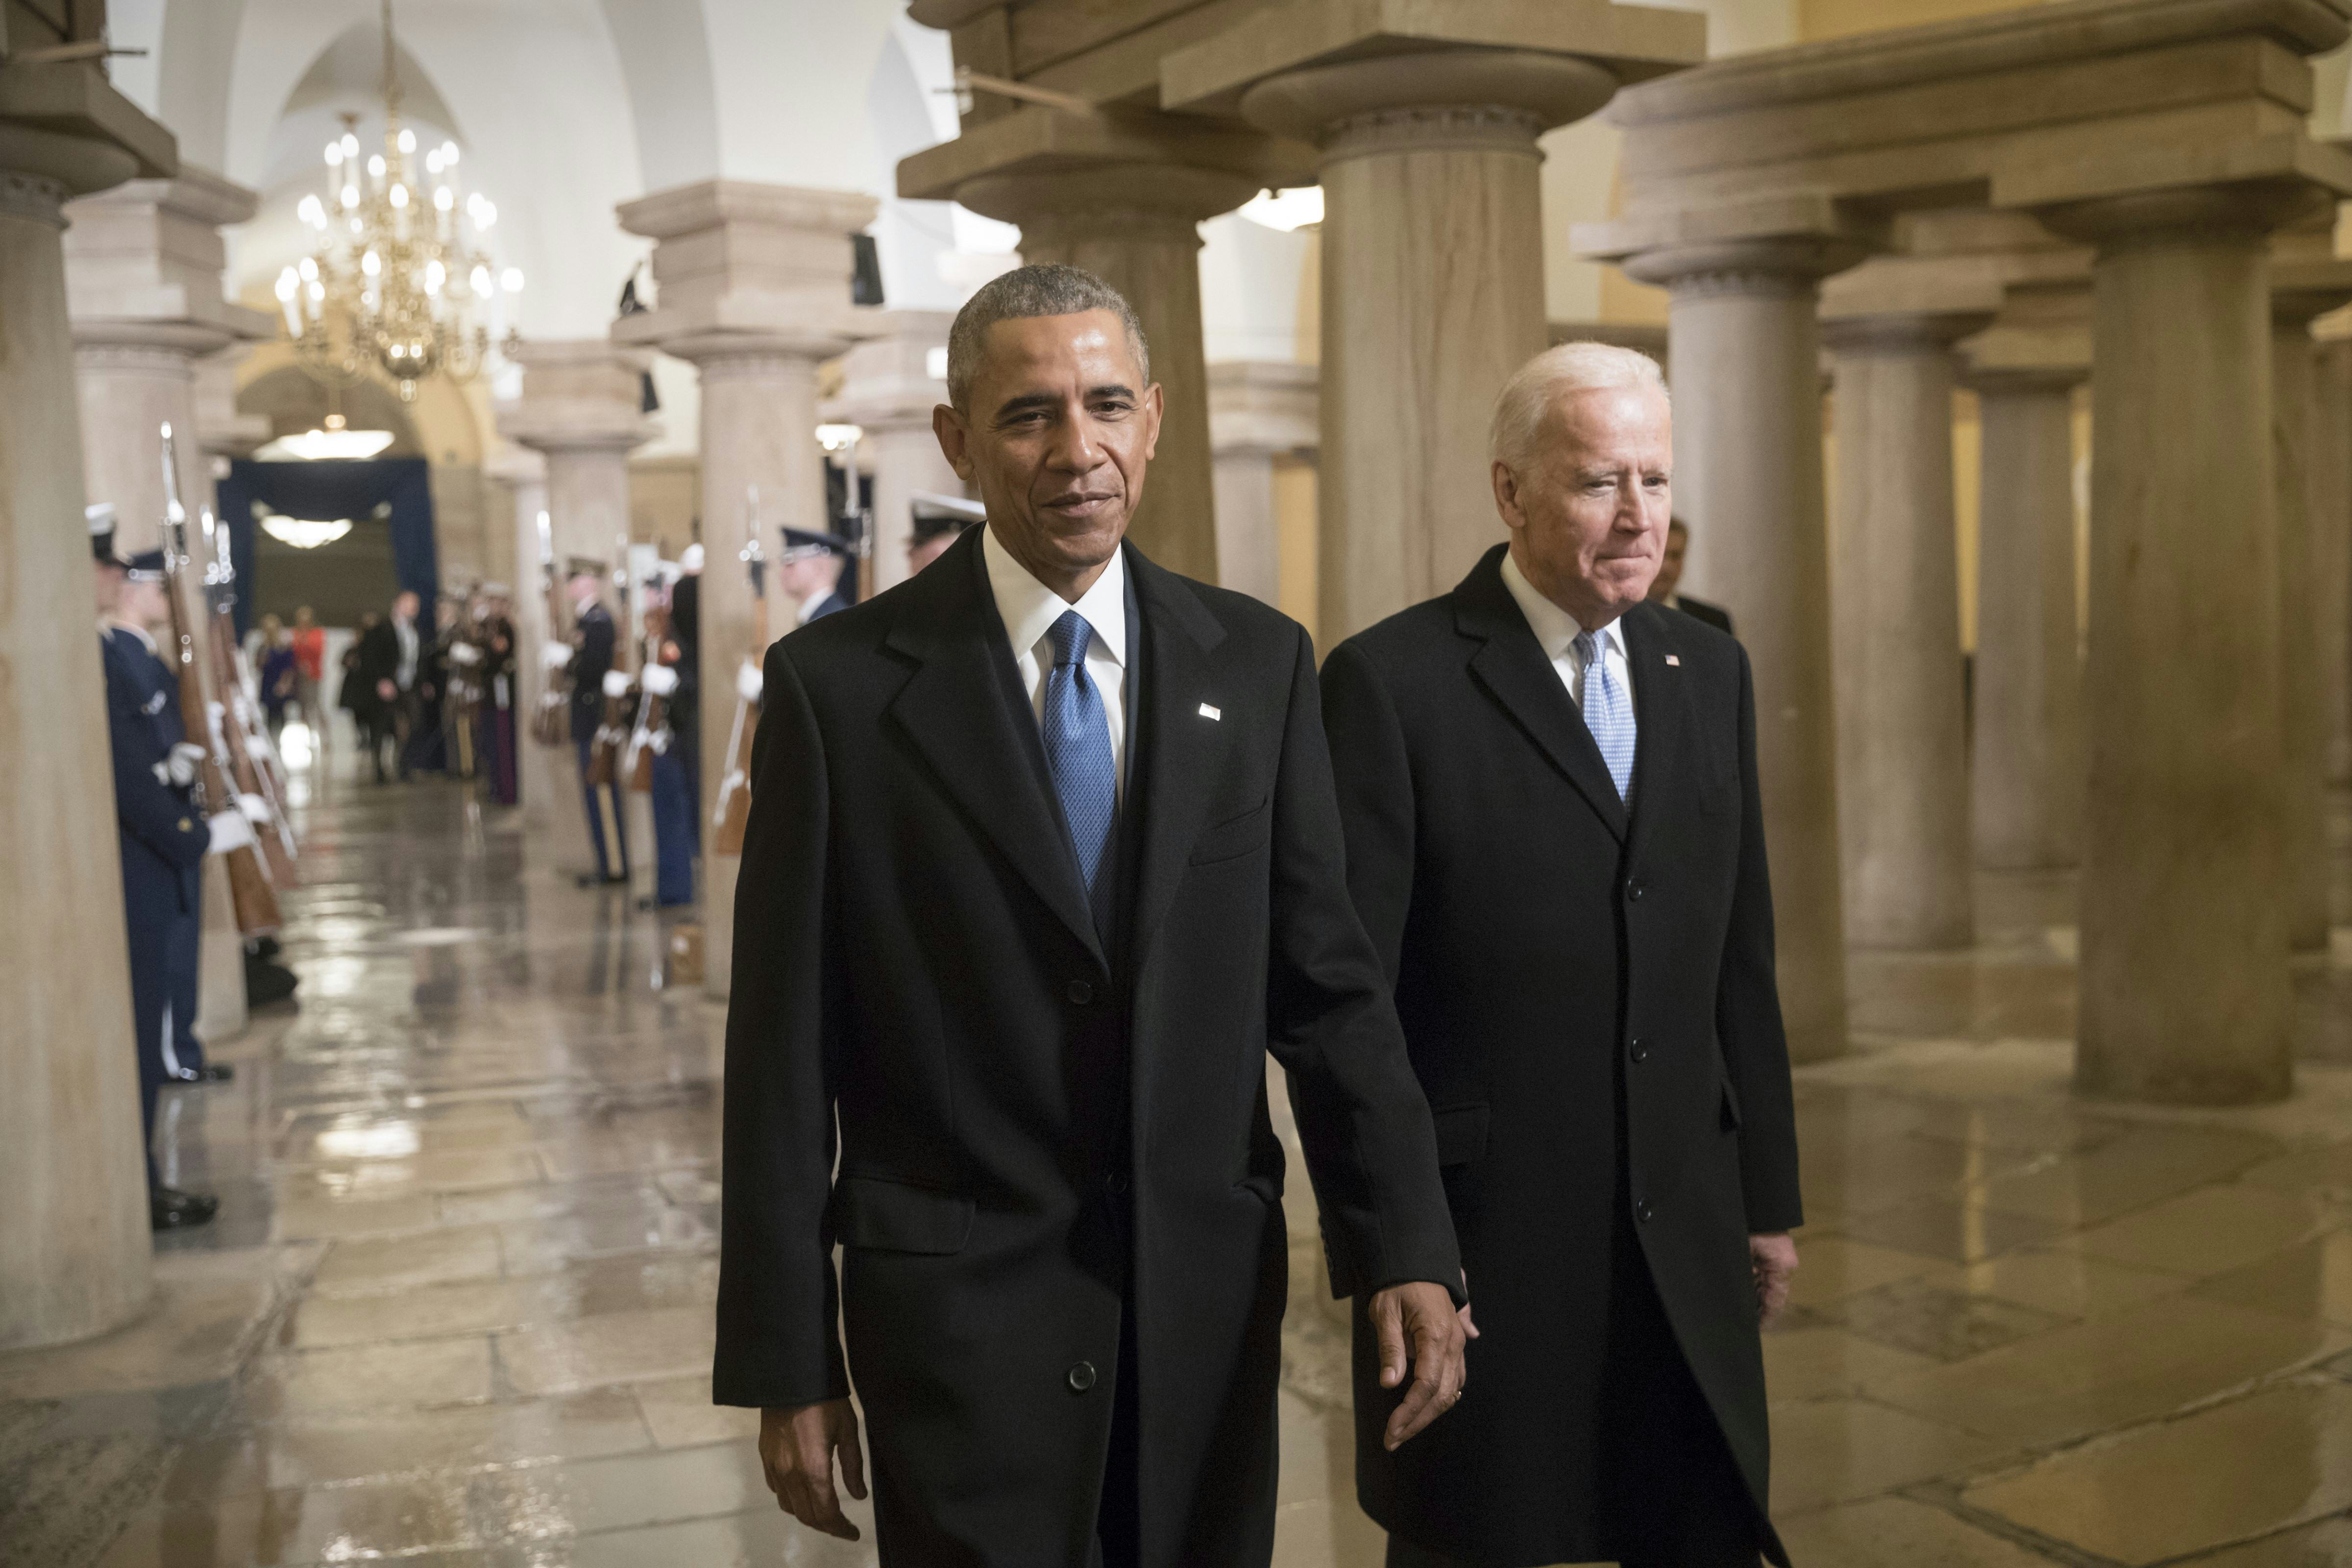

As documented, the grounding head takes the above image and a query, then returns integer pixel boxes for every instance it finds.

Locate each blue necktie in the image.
[1043,609,1116,897]
[1574,630,1636,800]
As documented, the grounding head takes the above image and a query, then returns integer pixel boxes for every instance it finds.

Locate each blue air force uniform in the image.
[100,620,208,1188]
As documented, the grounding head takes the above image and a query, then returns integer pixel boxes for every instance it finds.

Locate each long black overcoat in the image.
[1320,547,1803,1568]
[715,525,1460,1566]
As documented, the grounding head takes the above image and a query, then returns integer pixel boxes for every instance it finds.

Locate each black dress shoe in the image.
[166,1064,234,1084]
[149,1187,219,1231]
[245,958,299,1007]
[575,873,631,889]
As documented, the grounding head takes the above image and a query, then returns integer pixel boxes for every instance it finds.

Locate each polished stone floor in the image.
[7,749,2352,1567]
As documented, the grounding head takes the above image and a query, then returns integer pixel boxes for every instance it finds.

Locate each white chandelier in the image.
[272,0,519,402]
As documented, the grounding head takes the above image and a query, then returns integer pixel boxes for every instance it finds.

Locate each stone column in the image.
[2314,337,2352,794]
[1208,360,1319,607]
[1614,234,1871,1063]
[821,310,960,597]
[1164,6,1702,641]
[2037,184,2325,1103]
[1964,357,2087,873]
[0,85,177,1349]
[2268,249,2352,953]
[486,442,553,823]
[500,341,657,881]
[614,181,876,1001]
[1238,60,1608,639]
[1823,311,1983,950]
[66,167,274,1048]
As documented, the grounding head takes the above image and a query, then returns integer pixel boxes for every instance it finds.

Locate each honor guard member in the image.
[777,526,853,624]
[568,563,630,886]
[105,541,233,1086]
[906,492,984,577]
[638,573,698,908]
[94,523,220,1230]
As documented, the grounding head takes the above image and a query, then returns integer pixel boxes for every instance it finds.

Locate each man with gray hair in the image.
[717,262,1467,1565]
[1321,341,1802,1567]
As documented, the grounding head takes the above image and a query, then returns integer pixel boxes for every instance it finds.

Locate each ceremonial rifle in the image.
[158,424,280,935]
[530,510,572,747]
[711,486,766,856]
[626,572,671,795]
[197,505,299,885]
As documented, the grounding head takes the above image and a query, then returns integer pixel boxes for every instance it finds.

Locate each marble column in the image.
[500,342,657,882]
[1824,312,1982,950]
[614,180,875,1001]
[1965,360,2086,873]
[2314,338,2352,795]
[66,168,273,1047]
[2268,254,2352,953]
[0,97,175,1348]
[486,443,552,824]
[821,310,961,597]
[1208,360,1319,607]
[1617,236,1870,1063]
[1231,57,1609,640]
[2038,186,2323,1103]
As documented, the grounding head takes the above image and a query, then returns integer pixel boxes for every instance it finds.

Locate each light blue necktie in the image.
[1574,629,1636,800]
[1043,609,1116,898]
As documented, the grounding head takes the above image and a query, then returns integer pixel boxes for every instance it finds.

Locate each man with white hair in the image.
[1321,342,1802,1567]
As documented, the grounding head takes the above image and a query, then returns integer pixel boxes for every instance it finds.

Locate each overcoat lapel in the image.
[1125,546,1231,962]
[882,529,1106,969]
[1454,547,1628,843]
[1621,604,1690,866]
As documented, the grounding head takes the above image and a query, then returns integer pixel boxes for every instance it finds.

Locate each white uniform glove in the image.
[736,659,763,704]
[601,669,633,699]
[204,809,255,855]
[238,792,272,825]
[448,642,483,666]
[166,741,206,788]
[640,663,679,698]
[543,642,574,670]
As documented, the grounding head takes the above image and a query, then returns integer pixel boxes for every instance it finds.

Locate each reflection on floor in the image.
[7,767,2352,1568]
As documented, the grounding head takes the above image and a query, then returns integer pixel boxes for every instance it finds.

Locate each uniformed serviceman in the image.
[93,520,219,1230]
[777,527,853,624]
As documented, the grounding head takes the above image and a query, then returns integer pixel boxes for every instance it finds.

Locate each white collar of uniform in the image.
[1500,548,1626,666]
[982,521,1128,672]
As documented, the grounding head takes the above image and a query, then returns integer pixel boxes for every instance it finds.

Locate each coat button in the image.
[1636,1200,1656,1225]
[1627,879,1646,902]
[1106,1170,1130,1197]
[1066,980,1094,1005]
[1067,1361,1098,1393]
[1630,1039,1649,1064]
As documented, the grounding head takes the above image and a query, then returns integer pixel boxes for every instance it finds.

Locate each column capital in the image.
[500,339,658,455]
[1820,309,1994,354]
[63,164,274,353]
[2025,161,2347,251]
[1161,0,1703,132]
[823,310,954,434]
[899,102,1303,229]
[1582,192,1883,296]
[613,177,876,352]
[1208,360,1319,457]
[2272,253,2352,330]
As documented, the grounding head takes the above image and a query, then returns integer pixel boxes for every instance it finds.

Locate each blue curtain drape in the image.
[215,458,438,637]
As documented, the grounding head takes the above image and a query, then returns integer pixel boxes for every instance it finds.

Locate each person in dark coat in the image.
[1649,516,1735,635]
[475,586,520,805]
[718,265,1467,1567]
[1321,344,1801,1568]
[568,566,628,885]
[95,530,219,1231]
[666,551,701,820]
[353,592,425,782]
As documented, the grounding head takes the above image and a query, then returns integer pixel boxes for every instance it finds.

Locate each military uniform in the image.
[98,540,217,1227]
[571,595,629,883]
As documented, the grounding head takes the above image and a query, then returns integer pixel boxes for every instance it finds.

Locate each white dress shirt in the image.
[1499,549,1636,722]
[393,614,419,689]
[983,522,1129,801]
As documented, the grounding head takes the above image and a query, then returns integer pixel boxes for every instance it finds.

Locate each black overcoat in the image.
[715,526,1460,1566]
[1320,547,1802,1568]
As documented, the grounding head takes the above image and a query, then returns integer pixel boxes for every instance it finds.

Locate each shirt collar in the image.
[983,522,1127,670]
[1499,548,1626,664]
[107,618,158,655]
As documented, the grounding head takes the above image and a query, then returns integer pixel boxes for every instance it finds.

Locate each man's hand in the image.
[1751,1233,1798,1325]
[1368,1280,1468,1451]
[376,678,396,701]
[758,1398,868,1541]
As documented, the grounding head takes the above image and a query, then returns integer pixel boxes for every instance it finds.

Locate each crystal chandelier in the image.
[272,0,519,402]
